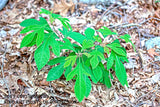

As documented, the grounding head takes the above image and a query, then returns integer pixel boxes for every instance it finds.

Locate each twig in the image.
[135,102,152,107]
[98,0,133,22]
[139,17,160,25]
[48,82,69,101]
[122,97,135,107]
[97,3,115,22]
[108,23,142,29]
[0,44,11,107]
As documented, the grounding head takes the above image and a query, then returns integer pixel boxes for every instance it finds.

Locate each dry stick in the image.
[122,97,135,107]
[139,17,160,25]
[49,82,69,101]
[98,0,133,22]
[97,3,115,22]
[1,44,11,107]
[135,102,152,107]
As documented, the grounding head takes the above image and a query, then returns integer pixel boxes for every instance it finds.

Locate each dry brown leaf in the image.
[147,48,160,58]
[39,78,49,86]
[53,0,75,16]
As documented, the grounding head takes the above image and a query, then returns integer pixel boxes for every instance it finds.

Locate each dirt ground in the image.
[0,0,160,106]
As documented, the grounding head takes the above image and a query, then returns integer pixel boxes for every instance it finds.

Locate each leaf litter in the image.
[0,0,160,106]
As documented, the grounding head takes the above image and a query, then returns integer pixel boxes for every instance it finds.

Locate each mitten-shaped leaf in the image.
[34,43,50,71]
[47,63,64,81]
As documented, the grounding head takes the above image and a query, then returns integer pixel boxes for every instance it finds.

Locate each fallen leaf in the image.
[53,0,75,16]
[147,48,160,58]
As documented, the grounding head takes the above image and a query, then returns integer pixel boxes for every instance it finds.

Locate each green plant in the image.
[20,8,135,102]
[155,0,160,3]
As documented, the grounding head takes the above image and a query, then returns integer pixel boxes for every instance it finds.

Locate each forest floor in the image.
[0,0,160,106]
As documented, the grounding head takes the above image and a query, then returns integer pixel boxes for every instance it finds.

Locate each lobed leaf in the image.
[83,75,91,97]
[84,65,97,83]
[20,18,39,27]
[20,32,36,48]
[47,63,64,81]
[67,32,87,44]
[82,40,95,51]
[36,28,44,47]
[47,57,66,65]
[64,66,72,78]
[92,65,102,82]
[34,42,50,71]
[64,55,77,68]
[74,76,86,102]
[60,38,76,52]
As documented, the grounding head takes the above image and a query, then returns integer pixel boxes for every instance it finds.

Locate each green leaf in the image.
[39,8,52,15]
[39,9,60,23]
[107,43,126,57]
[84,28,95,40]
[64,55,77,68]
[90,55,99,69]
[104,46,110,55]
[64,66,72,78]
[111,47,126,56]
[120,34,131,43]
[20,25,40,34]
[48,57,66,65]
[101,70,112,88]
[93,35,102,43]
[84,65,97,83]
[66,62,90,101]
[115,55,128,86]
[82,40,95,51]
[109,43,122,48]
[26,34,37,47]
[89,50,105,69]
[34,42,50,71]
[83,53,92,58]
[36,28,44,47]
[74,63,87,102]
[58,17,72,30]
[84,57,91,67]
[68,32,87,44]
[120,34,136,52]
[47,63,64,81]
[60,38,76,52]
[90,50,105,60]
[107,51,115,70]
[98,27,117,37]
[39,17,53,32]
[93,65,102,82]
[59,27,69,38]
[74,76,86,102]
[119,55,129,63]
[83,75,91,97]
[45,33,60,56]
[20,17,52,48]
[50,39,60,56]
[34,31,61,70]
[40,9,72,30]
[20,32,36,48]
[155,0,160,3]
[20,19,40,27]
[99,63,112,88]
[66,66,77,81]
